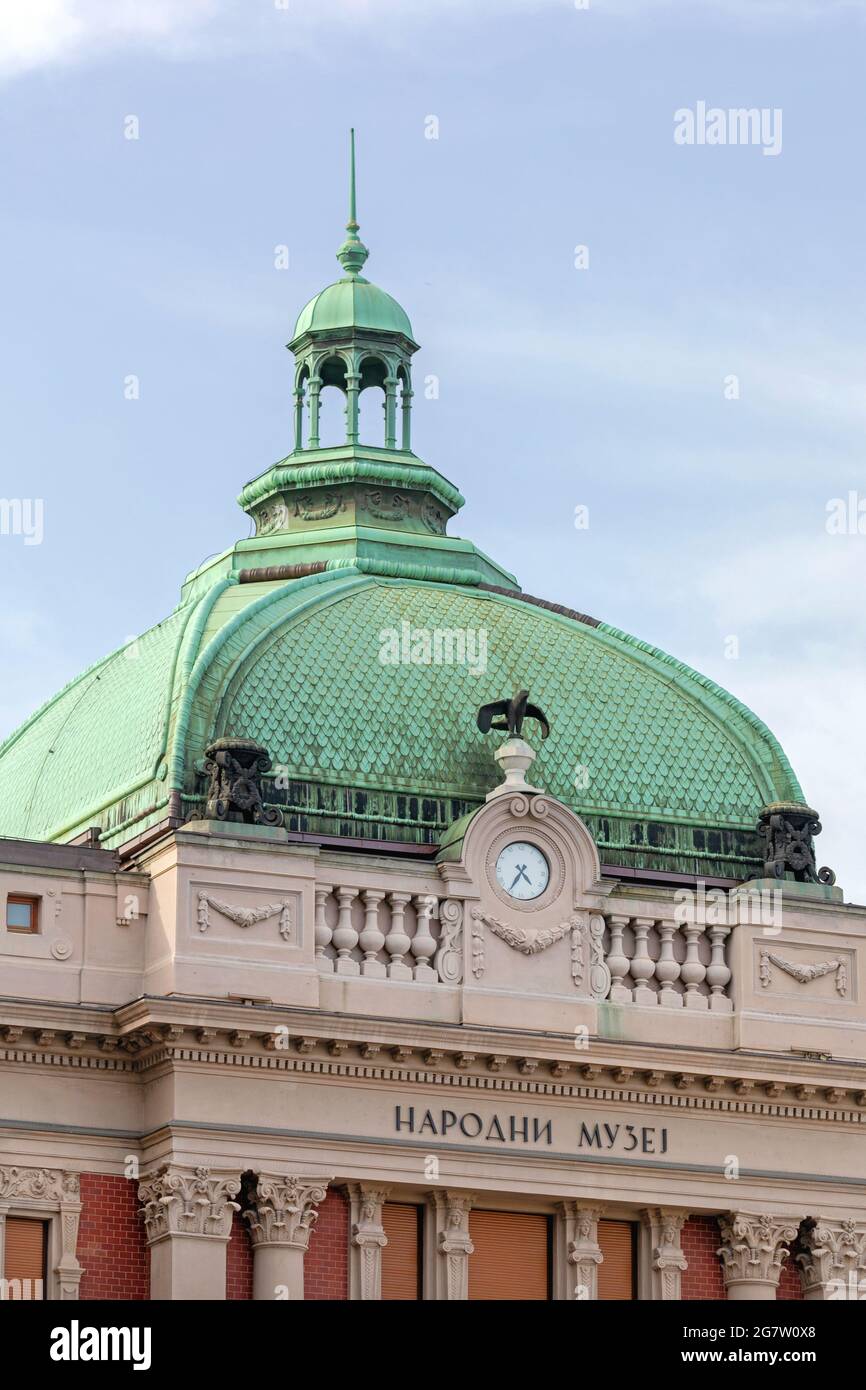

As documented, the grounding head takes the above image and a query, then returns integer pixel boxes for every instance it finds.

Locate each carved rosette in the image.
[643,1207,688,1301]
[243,1175,331,1252]
[433,1191,474,1300]
[717,1212,800,1295]
[138,1165,241,1244]
[794,1218,866,1300]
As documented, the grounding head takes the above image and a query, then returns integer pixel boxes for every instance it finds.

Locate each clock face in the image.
[495,841,550,901]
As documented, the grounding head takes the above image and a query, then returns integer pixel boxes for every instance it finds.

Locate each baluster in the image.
[630,916,657,1006]
[332,887,360,976]
[359,889,386,978]
[706,925,733,1012]
[655,918,682,1008]
[411,894,438,983]
[385,892,413,980]
[314,885,333,974]
[606,914,631,1004]
[679,923,708,1010]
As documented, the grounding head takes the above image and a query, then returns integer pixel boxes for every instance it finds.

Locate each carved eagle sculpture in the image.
[476,688,551,740]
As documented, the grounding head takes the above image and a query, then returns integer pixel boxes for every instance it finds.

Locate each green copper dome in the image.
[0,568,803,877]
[292,277,414,340]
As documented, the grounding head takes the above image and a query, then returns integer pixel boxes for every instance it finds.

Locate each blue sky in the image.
[1,0,864,895]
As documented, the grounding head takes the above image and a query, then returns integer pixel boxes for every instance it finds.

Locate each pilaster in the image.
[346,1182,390,1300]
[556,1201,604,1300]
[431,1190,474,1300]
[640,1207,688,1301]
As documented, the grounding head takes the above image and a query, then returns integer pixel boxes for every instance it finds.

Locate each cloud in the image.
[2,0,863,82]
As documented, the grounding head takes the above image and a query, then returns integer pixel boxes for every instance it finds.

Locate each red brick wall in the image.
[304,1189,348,1300]
[778,1247,805,1300]
[226,1211,254,1300]
[78,1173,149,1300]
[681,1215,726,1301]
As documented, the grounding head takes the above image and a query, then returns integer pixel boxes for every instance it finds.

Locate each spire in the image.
[336,128,370,278]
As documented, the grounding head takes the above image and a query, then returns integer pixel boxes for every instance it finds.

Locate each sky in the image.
[1,0,864,897]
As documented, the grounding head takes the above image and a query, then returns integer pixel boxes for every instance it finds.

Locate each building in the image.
[1,140,864,1303]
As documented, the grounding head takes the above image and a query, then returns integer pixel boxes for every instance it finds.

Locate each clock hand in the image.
[509,865,531,891]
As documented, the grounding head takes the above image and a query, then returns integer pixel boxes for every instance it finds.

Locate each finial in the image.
[336,127,370,278]
[477,689,550,800]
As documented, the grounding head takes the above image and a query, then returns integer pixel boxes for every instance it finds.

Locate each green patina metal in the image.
[0,136,807,874]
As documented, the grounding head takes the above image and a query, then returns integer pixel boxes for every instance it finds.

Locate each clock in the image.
[495,841,550,901]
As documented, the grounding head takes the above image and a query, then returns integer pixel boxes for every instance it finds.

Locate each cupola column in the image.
[345,369,361,444]
[293,384,305,451]
[401,382,413,451]
[307,376,322,449]
[384,375,398,449]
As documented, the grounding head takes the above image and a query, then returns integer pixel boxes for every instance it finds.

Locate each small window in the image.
[3,1217,47,1299]
[6,895,39,934]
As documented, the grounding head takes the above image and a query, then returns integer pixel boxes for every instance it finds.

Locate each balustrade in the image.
[315,885,444,982]
[597,913,733,1010]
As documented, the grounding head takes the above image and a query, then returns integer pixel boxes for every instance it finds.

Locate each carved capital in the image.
[243,1174,331,1252]
[138,1165,240,1244]
[794,1218,866,1300]
[717,1212,800,1294]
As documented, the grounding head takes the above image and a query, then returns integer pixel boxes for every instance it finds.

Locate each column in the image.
[431,1191,474,1300]
[717,1212,801,1300]
[640,1207,688,1301]
[345,371,361,444]
[384,377,398,449]
[293,384,305,451]
[555,1201,604,1300]
[347,1183,390,1300]
[244,1174,333,1301]
[139,1164,240,1300]
[400,382,412,451]
[795,1218,866,1300]
[307,378,322,449]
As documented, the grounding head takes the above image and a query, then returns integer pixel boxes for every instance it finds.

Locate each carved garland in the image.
[759,950,847,997]
[197,890,292,940]
[471,908,602,992]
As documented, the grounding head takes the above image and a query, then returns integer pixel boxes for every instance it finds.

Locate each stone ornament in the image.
[197,890,292,940]
[243,1175,331,1251]
[193,737,282,827]
[138,1165,241,1244]
[562,1202,605,1301]
[435,1193,474,1301]
[717,1212,800,1293]
[759,950,847,996]
[643,1207,688,1301]
[435,899,464,983]
[757,802,835,884]
[0,1165,79,1201]
[348,1183,391,1300]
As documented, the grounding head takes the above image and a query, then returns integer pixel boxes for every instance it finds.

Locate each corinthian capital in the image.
[243,1175,332,1251]
[138,1165,240,1244]
[717,1212,800,1294]
[795,1218,866,1300]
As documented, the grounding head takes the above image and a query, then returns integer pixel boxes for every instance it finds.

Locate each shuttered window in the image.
[597,1219,635,1300]
[469,1210,550,1300]
[381,1203,421,1300]
[3,1218,46,1299]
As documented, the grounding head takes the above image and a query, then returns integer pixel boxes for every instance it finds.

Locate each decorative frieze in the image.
[138,1165,241,1244]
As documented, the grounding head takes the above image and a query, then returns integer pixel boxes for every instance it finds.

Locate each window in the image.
[6,895,39,933]
[381,1203,422,1300]
[2,1218,47,1299]
[597,1219,637,1300]
[468,1210,551,1300]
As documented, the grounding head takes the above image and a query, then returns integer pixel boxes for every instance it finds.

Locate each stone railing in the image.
[314,886,453,984]
[602,914,732,1010]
